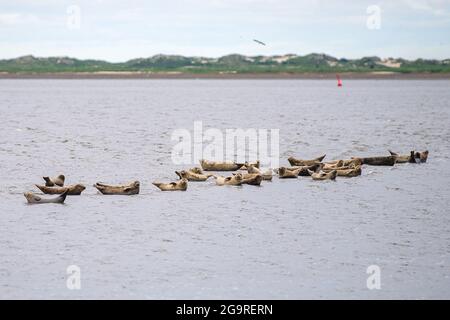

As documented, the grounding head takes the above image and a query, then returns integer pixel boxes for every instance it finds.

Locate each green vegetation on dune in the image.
[1,54,449,74]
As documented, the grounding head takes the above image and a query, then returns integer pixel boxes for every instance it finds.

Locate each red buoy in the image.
[336,74,343,87]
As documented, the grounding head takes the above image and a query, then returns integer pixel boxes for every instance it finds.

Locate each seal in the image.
[323,160,345,170]
[213,173,243,186]
[43,175,65,187]
[323,164,357,171]
[388,150,412,163]
[239,161,260,170]
[278,167,301,179]
[175,170,212,182]
[287,155,326,166]
[247,164,272,181]
[94,181,140,195]
[233,173,263,186]
[24,190,69,204]
[323,166,361,177]
[200,159,244,171]
[275,163,323,177]
[325,158,362,167]
[308,169,337,181]
[324,165,358,172]
[299,163,325,176]
[415,150,429,163]
[360,156,396,166]
[188,167,204,175]
[389,150,429,164]
[152,178,188,191]
[35,184,86,195]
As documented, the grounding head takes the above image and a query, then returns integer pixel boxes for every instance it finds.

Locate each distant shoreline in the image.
[1,72,450,79]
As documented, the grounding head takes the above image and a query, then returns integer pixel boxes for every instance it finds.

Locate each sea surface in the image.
[0,79,449,299]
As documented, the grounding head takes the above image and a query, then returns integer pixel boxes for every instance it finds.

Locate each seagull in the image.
[253,39,266,46]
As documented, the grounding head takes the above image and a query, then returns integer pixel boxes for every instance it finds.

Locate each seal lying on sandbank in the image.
[200,159,244,171]
[43,175,65,187]
[307,170,337,181]
[388,150,410,163]
[325,158,363,168]
[35,184,86,195]
[323,160,345,169]
[175,170,212,182]
[247,164,272,181]
[213,174,243,186]
[298,163,324,176]
[93,181,140,195]
[287,155,326,166]
[239,161,260,170]
[233,173,263,186]
[415,150,429,163]
[188,167,204,175]
[24,190,69,204]
[359,156,396,166]
[153,179,188,191]
[278,167,301,179]
[323,166,362,177]
[323,164,357,171]
[275,163,324,177]
[388,150,429,163]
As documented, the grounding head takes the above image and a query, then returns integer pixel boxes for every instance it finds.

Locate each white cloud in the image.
[0,13,40,26]
[401,0,450,16]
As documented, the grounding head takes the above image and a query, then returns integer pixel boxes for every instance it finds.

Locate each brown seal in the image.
[43,175,65,187]
[239,161,260,170]
[247,164,272,181]
[213,173,243,186]
[153,178,188,191]
[35,184,86,195]
[287,155,326,166]
[175,170,212,181]
[415,150,429,163]
[278,167,301,179]
[308,170,337,181]
[325,158,362,167]
[94,181,140,195]
[389,150,429,163]
[233,173,263,186]
[360,156,396,166]
[323,166,362,177]
[188,167,204,174]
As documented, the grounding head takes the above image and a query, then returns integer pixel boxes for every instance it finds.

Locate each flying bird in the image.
[253,39,266,46]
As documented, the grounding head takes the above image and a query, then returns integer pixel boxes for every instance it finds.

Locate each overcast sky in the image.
[0,0,449,61]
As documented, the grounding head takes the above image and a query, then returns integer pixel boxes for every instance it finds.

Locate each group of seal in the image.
[24,175,86,204]
[24,149,428,204]
[151,149,427,190]
[24,176,142,204]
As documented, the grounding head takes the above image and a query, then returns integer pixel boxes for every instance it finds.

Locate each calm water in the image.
[0,79,449,299]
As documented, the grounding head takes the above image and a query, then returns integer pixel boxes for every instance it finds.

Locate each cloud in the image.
[401,0,450,16]
[0,13,40,26]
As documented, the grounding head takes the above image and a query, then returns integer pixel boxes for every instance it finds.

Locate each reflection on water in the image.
[0,79,450,299]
